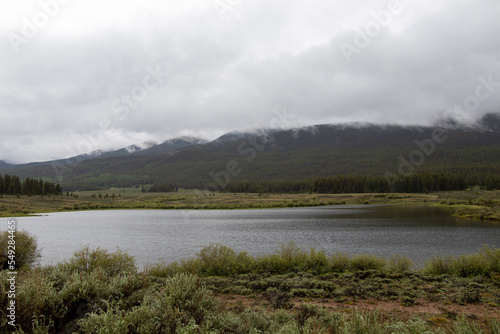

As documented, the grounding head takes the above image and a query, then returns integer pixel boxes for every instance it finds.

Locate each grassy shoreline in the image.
[0,188,499,222]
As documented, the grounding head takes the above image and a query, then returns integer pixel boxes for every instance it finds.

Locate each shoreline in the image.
[0,189,499,222]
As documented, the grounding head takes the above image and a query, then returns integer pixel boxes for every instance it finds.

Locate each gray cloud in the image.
[0,0,499,163]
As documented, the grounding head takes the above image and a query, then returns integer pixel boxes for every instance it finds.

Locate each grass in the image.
[436,190,500,222]
[1,188,499,222]
[2,241,500,333]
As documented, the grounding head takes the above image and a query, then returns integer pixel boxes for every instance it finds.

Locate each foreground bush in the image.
[0,230,41,270]
[1,241,500,333]
[78,273,217,333]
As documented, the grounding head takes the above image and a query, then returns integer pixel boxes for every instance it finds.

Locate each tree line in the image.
[142,183,178,193]
[0,174,63,196]
[217,172,500,194]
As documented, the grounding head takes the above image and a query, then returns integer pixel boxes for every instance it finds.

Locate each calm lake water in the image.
[5,205,500,268]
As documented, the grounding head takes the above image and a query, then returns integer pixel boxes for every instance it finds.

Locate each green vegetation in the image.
[224,172,471,194]
[424,246,500,278]
[0,174,62,197]
[148,242,500,279]
[1,188,499,223]
[437,191,500,221]
[2,115,500,192]
[0,230,40,270]
[1,236,499,333]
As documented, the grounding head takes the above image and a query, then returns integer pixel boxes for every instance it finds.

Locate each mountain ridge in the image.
[1,113,499,191]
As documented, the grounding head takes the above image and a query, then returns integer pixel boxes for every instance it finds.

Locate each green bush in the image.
[296,303,319,327]
[387,255,413,273]
[425,249,498,277]
[424,256,454,276]
[0,230,41,270]
[77,302,128,333]
[6,241,500,333]
[77,273,218,333]
[480,245,500,273]
[329,252,350,272]
[453,254,488,277]
[67,246,136,276]
[349,254,386,271]
[259,241,309,274]
[196,243,256,276]
[146,261,180,277]
[257,242,334,275]
[16,269,57,329]
[305,248,329,274]
[153,273,218,331]
[263,287,291,309]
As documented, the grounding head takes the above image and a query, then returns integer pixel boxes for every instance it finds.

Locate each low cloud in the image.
[0,0,499,163]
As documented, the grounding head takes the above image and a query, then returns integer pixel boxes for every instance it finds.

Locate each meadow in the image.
[0,188,499,222]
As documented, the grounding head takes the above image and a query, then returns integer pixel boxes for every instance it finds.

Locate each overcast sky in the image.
[1,0,499,163]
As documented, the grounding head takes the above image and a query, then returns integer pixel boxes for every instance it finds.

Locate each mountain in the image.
[1,113,499,191]
[0,160,12,169]
[72,137,208,160]
[133,137,208,156]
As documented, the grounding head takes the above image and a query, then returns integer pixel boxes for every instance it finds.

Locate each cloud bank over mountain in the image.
[1,0,499,163]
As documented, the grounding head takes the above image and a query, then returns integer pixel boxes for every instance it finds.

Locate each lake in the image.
[5,205,500,268]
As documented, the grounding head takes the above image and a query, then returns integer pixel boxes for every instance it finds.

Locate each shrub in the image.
[258,241,309,274]
[424,256,454,276]
[305,248,329,274]
[290,288,327,298]
[161,273,218,325]
[67,246,136,276]
[453,254,488,277]
[16,269,57,329]
[387,255,413,273]
[349,254,385,271]
[275,241,308,273]
[454,287,482,304]
[196,243,254,276]
[77,302,128,334]
[329,252,350,272]
[177,258,202,275]
[146,261,180,277]
[296,303,319,327]
[81,273,219,333]
[263,288,291,309]
[480,245,500,273]
[0,230,41,270]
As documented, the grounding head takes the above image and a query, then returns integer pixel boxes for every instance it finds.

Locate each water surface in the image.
[6,205,500,267]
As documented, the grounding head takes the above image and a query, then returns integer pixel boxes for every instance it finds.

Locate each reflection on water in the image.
[6,205,500,267]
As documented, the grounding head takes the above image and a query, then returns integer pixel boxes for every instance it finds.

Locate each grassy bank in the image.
[1,241,499,333]
[1,188,499,222]
[436,190,500,222]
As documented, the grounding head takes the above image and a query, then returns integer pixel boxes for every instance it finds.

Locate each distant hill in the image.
[1,113,499,191]
[0,160,12,169]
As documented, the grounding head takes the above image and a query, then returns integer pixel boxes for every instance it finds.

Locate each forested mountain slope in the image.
[2,113,499,191]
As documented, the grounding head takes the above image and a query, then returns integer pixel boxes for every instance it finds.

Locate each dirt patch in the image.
[216,293,500,321]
